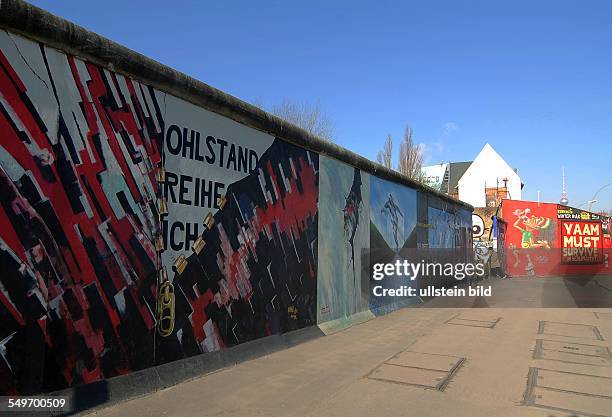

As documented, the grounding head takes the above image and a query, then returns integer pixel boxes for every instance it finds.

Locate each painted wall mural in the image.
[426,202,472,286]
[369,177,418,315]
[0,31,318,394]
[427,200,472,253]
[428,206,460,249]
[472,207,497,263]
[460,207,474,260]
[502,199,557,277]
[156,139,318,363]
[317,157,369,323]
[0,28,471,397]
[370,177,417,251]
[502,200,612,276]
[0,31,162,394]
[160,93,274,268]
[368,184,471,314]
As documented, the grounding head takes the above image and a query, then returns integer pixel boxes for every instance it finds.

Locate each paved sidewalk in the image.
[85,304,612,417]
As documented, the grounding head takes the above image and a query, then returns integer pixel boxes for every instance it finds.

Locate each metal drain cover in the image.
[531,386,612,417]
[524,368,612,417]
[534,339,612,366]
[538,321,604,341]
[388,350,460,371]
[537,368,612,396]
[446,313,500,328]
[367,351,464,391]
[369,364,448,388]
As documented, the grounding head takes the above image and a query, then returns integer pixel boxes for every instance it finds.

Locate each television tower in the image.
[560,166,569,206]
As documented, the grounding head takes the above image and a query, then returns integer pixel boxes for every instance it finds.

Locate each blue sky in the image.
[29,0,612,210]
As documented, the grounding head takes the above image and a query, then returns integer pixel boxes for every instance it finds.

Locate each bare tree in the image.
[397,125,425,181]
[376,134,393,169]
[270,100,334,142]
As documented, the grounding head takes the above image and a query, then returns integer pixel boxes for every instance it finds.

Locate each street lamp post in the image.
[577,199,597,209]
[587,182,612,212]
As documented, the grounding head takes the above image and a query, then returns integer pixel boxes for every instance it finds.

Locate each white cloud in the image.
[432,141,444,152]
[418,142,431,164]
[442,121,459,136]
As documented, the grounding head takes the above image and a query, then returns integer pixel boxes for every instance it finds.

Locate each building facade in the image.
[422,143,522,208]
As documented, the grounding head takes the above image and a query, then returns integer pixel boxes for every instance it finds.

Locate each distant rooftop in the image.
[446,161,472,192]
[422,161,473,193]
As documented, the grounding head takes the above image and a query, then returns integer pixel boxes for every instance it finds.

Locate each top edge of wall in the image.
[0,0,472,210]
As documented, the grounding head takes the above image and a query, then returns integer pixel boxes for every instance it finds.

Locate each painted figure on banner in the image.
[512,208,552,249]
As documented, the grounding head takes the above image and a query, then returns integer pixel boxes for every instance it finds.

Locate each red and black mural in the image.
[0,34,162,394]
[156,140,318,363]
[0,31,319,395]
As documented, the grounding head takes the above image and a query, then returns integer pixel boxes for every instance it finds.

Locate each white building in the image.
[421,143,522,208]
[421,163,448,190]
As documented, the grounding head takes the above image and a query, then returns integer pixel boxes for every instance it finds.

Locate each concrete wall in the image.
[0,0,472,401]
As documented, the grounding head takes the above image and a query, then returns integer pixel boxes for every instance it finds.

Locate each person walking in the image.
[488,247,507,279]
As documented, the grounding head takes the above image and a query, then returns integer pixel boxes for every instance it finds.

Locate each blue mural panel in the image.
[317,157,370,323]
[369,177,419,315]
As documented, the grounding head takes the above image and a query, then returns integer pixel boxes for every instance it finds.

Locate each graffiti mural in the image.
[0,31,319,394]
[502,200,557,276]
[428,206,460,249]
[426,202,472,285]
[0,31,161,394]
[370,178,417,251]
[317,157,369,323]
[472,208,496,243]
[369,177,418,314]
[156,139,318,362]
[459,207,474,258]
[502,200,612,276]
[0,26,475,397]
[472,207,499,263]
[160,93,274,267]
[512,208,552,249]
